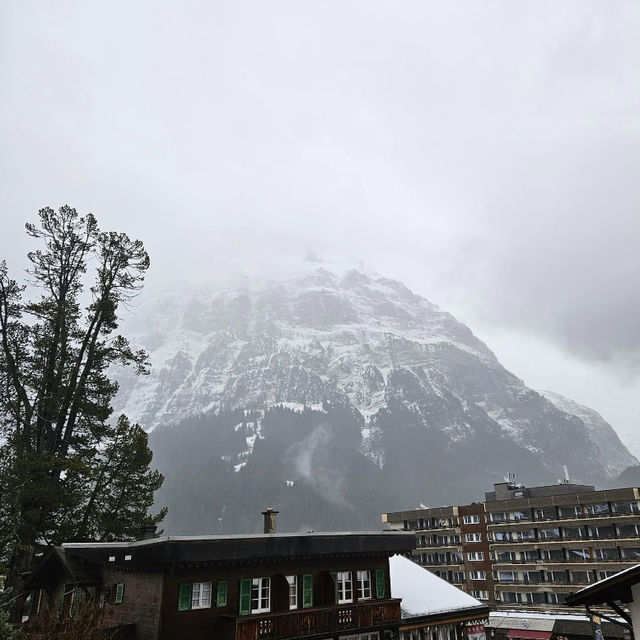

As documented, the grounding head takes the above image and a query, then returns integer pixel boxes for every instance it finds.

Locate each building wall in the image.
[102,567,164,640]
[160,555,394,640]
[458,504,493,605]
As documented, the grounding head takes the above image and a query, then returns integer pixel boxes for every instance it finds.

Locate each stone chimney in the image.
[139,524,157,540]
[262,507,279,534]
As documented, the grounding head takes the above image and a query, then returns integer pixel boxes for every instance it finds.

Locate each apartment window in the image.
[452,571,465,582]
[527,592,546,605]
[515,530,535,541]
[623,548,640,559]
[539,528,560,540]
[524,571,542,583]
[471,590,489,600]
[567,548,590,561]
[408,520,420,530]
[558,506,581,519]
[286,576,297,609]
[251,577,271,613]
[499,571,516,582]
[501,592,522,604]
[586,503,610,516]
[496,551,516,562]
[547,593,567,605]
[534,507,556,521]
[613,501,640,515]
[463,515,480,524]
[357,571,372,600]
[589,526,614,539]
[191,582,212,609]
[594,548,619,561]
[562,527,584,539]
[545,571,567,583]
[467,552,484,562]
[337,572,353,604]
[522,550,539,562]
[470,571,486,580]
[491,512,508,523]
[619,524,640,537]
[541,549,565,561]
[570,571,592,584]
[465,533,482,542]
[510,510,531,522]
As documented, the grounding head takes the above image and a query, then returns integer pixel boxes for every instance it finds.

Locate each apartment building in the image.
[382,481,640,611]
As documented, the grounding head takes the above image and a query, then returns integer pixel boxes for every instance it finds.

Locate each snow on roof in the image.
[390,554,484,618]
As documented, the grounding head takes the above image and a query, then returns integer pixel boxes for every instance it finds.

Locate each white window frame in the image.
[470,571,486,580]
[337,571,353,604]
[191,581,212,609]
[467,552,484,562]
[463,515,480,524]
[465,533,482,542]
[251,577,271,614]
[286,575,297,610]
[357,570,372,600]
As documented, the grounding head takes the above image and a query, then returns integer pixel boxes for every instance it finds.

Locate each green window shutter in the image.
[114,582,125,604]
[239,579,251,615]
[178,583,192,611]
[72,585,82,616]
[375,569,386,599]
[217,580,228,607]
[302,574,313,609]
[330,572,338,603]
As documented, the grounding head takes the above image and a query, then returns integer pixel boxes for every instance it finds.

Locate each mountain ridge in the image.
[111,260,637,533]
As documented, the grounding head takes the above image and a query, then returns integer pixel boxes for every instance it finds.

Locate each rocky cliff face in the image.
[112,260,637,533]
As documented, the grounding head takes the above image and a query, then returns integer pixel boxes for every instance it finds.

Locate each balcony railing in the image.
[232,599,401,640]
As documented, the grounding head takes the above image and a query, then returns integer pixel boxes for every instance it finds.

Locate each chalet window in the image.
[286,575,297,609]
[337,571,353,604]
[357,571,371,600]
[192,582,212,609]
[216,580,227,607]
[251,577,270,613]
[374,569,386,599]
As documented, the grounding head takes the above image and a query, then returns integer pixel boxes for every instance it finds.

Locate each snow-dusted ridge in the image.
[113,259,637,484]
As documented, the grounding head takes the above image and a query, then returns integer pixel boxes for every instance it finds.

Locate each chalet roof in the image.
[389,554,489,621]
[565,563,640,606]
[61,531,416,569]
[26,546,101,588]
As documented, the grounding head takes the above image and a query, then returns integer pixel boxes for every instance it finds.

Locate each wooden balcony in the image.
[232,598,401,640]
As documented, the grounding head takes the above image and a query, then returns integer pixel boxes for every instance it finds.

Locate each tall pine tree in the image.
[0,206,165,617]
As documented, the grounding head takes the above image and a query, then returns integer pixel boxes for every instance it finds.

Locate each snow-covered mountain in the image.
[113,259,637,533]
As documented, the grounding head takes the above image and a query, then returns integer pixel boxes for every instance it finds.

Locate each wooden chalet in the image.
[22,512,415,640]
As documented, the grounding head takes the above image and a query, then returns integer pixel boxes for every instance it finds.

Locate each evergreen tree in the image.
[0,206,165,617]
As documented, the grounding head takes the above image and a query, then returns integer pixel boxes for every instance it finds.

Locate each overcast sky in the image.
[2,1,640,456]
